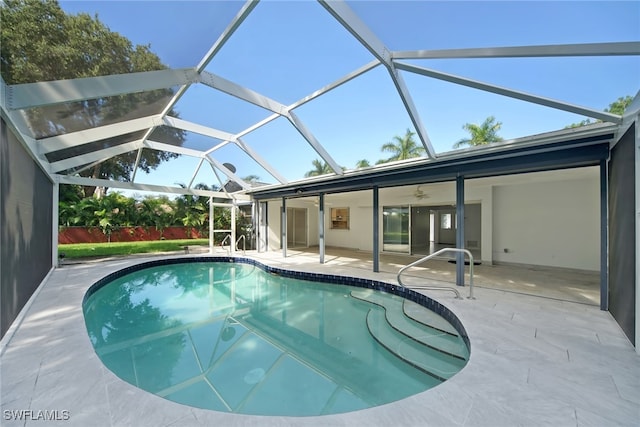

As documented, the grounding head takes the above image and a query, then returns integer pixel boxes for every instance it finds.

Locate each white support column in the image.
[231,205,236,256]
[251,201,257,253]
[282,197,287,258]
[52,180,59,267]
[209,198,214,255]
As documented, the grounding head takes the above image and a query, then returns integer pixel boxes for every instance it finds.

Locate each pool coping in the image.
[2,252,639,426]
[83,256,469,415]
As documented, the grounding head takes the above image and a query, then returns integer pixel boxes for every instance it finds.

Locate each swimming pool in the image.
[83,257,469,416]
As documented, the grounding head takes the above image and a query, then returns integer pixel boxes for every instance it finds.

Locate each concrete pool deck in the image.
[1,251,638,426]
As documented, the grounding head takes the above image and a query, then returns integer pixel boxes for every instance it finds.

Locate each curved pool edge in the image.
[4,252,633,426]
[82,255,470,355]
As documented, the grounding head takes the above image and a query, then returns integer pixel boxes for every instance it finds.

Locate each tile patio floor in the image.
[1,249,638,426]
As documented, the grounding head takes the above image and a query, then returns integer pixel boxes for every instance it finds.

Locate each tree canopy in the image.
[305,159,334,177]
[378,129,425,163]
[1,0,185,197]
[566,95,634,128]
[453,116,504,149]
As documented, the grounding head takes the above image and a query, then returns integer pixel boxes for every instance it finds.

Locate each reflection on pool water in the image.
[83,259,469,416]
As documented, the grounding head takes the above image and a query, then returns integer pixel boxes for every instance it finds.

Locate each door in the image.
[383,206,409,253]
[258,202,268,252]
[286,207,308,247]
[438,209,456,245]
[411,206,430,255]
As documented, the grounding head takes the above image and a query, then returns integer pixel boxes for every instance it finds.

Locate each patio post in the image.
[319,193,325,264]
[282,197,287,258]
[456,175,465,286]
[209,197,214,254]
[373,185,379,272]
[231,203,236,256]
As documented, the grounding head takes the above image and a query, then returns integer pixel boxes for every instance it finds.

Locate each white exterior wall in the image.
[261,168,599,271]
[265,198,319,250]
[491,174,599,270]
[266,201,281,251]
[325,191,373,250]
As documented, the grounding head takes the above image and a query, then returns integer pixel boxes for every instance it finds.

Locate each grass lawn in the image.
[58,239,210,259]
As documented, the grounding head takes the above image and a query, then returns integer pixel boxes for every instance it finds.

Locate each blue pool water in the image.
[83,258,469,416]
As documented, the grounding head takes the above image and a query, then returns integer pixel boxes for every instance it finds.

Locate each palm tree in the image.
[380,129,425,162]
[305,159,333,177]
[355,159,371,168]
[453,116,504,149]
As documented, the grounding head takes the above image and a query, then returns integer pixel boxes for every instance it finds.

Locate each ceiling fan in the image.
[413,186,430,200]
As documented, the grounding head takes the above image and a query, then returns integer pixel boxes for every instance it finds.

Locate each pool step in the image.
[365,307,466,381]
[351,290,468,360]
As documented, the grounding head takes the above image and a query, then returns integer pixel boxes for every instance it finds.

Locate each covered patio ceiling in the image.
[1,0,639,201]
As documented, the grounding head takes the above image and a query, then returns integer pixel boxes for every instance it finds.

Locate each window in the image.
[330,207,349,229]
[383,206,409,252]
[441,213,452,229]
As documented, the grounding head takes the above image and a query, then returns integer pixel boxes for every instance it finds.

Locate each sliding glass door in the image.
[382,206,409,253]
[286,207,308,248]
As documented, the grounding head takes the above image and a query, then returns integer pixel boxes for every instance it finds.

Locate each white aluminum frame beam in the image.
[200,71,288,115]
[394,61,623,124]
[287,111,343,174]
[163,115,237,142]
[140,140,250,191]
[144,140,208,158]
[288,59,381,110]
[55,174,250,200]
[224,60,381,176]
[161,116,287,184]
[203,140,233,155]
[235,137,288,184]
[393,41,640,60]
[51,139,252,193]
[200,70,343,174]
[7,68,199,110]
[0,110,52,176]
[233,60,380,139]
[1,77,52,176]
[40,112,288,187]
[204,154,251,190]
[38,115,161,154]
[187,158,206,189]
[49,140,143,173]
[130,148,144,182]
[196,0,260,72]
[142,1,259,144]
[318,0,436,159]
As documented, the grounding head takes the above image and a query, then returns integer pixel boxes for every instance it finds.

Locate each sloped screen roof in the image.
[1,0,639,198]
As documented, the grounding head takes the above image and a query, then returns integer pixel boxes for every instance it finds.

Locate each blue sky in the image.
[59,0,640,192]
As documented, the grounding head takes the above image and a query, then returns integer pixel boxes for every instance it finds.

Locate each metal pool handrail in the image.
[235,235,246,255]
[220,234,231,255]
[397,248,475,300]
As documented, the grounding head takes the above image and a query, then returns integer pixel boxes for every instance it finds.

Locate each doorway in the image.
[286,207,308,248]
[409,204,481,256]
[410,206,430,254]
[258,202,268,252]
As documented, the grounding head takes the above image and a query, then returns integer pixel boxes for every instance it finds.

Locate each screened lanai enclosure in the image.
[1,0,639,349]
